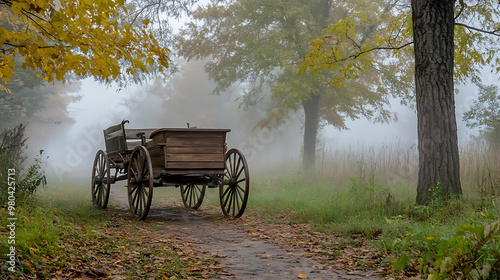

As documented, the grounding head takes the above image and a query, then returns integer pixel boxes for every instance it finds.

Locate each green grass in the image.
[249,173,408,233]
[242,142,500,277]
[246,170,500,277]
[0,184,220,279]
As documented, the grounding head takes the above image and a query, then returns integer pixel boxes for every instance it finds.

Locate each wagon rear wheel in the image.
[180,184,206,209]
[220,149,249,218]
[91,150,111,209]
[127,146,154,220]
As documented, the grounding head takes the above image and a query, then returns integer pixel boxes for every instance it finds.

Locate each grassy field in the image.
[243,141,500,278]
[2,141,499,279]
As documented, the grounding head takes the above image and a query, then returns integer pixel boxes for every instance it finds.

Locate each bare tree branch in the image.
[319,41,413,65]
[455,22,500,37]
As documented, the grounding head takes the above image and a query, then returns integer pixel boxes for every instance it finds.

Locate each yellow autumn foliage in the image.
[0,0,170,92]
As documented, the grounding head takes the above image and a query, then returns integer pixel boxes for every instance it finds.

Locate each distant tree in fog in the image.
[304,0,500,204]
[463,84,500,146]
[0,55,81,131]
[176,0,412,169]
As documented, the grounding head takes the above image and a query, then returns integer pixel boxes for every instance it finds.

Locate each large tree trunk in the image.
[412,0,462,204]
[302,93,320,170]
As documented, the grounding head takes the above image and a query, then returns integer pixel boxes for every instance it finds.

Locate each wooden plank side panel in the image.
[148,146,166,171]
[167,136,224,147]
[166,161,225,169]
[167,146,223,154]
[149,130,228,172]
[166,153,223,162]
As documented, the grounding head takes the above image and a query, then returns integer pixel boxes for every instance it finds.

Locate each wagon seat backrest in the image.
[103,121,129,159]
[103,121,156,162]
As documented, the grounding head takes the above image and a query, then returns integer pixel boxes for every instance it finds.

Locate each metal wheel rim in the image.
[220,149,249,218]
[180,184,206,209]
[127,146,154,220]
[91,150,110,209]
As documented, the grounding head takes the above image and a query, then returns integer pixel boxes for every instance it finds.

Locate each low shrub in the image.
[0,124,46,206]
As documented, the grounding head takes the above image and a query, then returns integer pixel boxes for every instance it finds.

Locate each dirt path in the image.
[109,186,382,280]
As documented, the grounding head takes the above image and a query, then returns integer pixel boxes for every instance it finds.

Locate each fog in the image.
[28,60,304,183]
[14,1,495,187]
[22,57,489,186]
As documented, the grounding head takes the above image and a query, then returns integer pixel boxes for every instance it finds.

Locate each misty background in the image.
[22,57,494,184]
[16,0,497,185]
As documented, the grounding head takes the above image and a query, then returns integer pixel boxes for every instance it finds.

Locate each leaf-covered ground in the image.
[0,206,231,279]
[1,185,421,279]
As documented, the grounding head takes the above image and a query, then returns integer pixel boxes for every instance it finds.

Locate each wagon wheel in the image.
[180,184,206,209]
[91,150,111,209]
[220,149,249,218]
[127,146,154,220]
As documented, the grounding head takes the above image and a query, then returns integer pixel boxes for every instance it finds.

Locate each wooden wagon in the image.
[91,120,249,220]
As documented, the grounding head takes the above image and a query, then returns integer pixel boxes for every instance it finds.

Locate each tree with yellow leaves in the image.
[0,0,171,93]
[302,0,500,204]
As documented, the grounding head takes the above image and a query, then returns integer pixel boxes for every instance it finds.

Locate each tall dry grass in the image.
[316,140,418,190]
[460,141,500,200]
[308,140,500,201]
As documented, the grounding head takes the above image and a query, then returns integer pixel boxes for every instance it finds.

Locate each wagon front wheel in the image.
[91,150,111,209]
[180,184,206,209]
[220,149,249,218]
[127,146,154,220]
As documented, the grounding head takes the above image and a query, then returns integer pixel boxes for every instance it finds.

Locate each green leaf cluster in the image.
[303,0,500,90]
[391,211,500,279]
[177,0,409,131]
[463,84,500,146]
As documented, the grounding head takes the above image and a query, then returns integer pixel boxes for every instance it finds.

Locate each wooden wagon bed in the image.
[147,128,230,175]
[91,120,249,220]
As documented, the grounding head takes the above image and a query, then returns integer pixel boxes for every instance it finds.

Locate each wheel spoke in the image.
[193,186,200,204]
[236,162,244,180]
[100,156,106,177]
[224,187,231,210]
[129,184,138,195]
[234,157,241,178]
[235,185,245,202]
[236,178,246,184]
[130,166,138,178]
[232,153,237,176]
[222,186,232,204]
[189,186,194,206]
[230,188,235,214]
[230,189,236,216]
[134,157,141,181]
[97,184,102,205]
[97,155,103,176]
[138,186,144,215]
[132,186,139,207]
[222,187,231,208]
[140,153,147,178]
